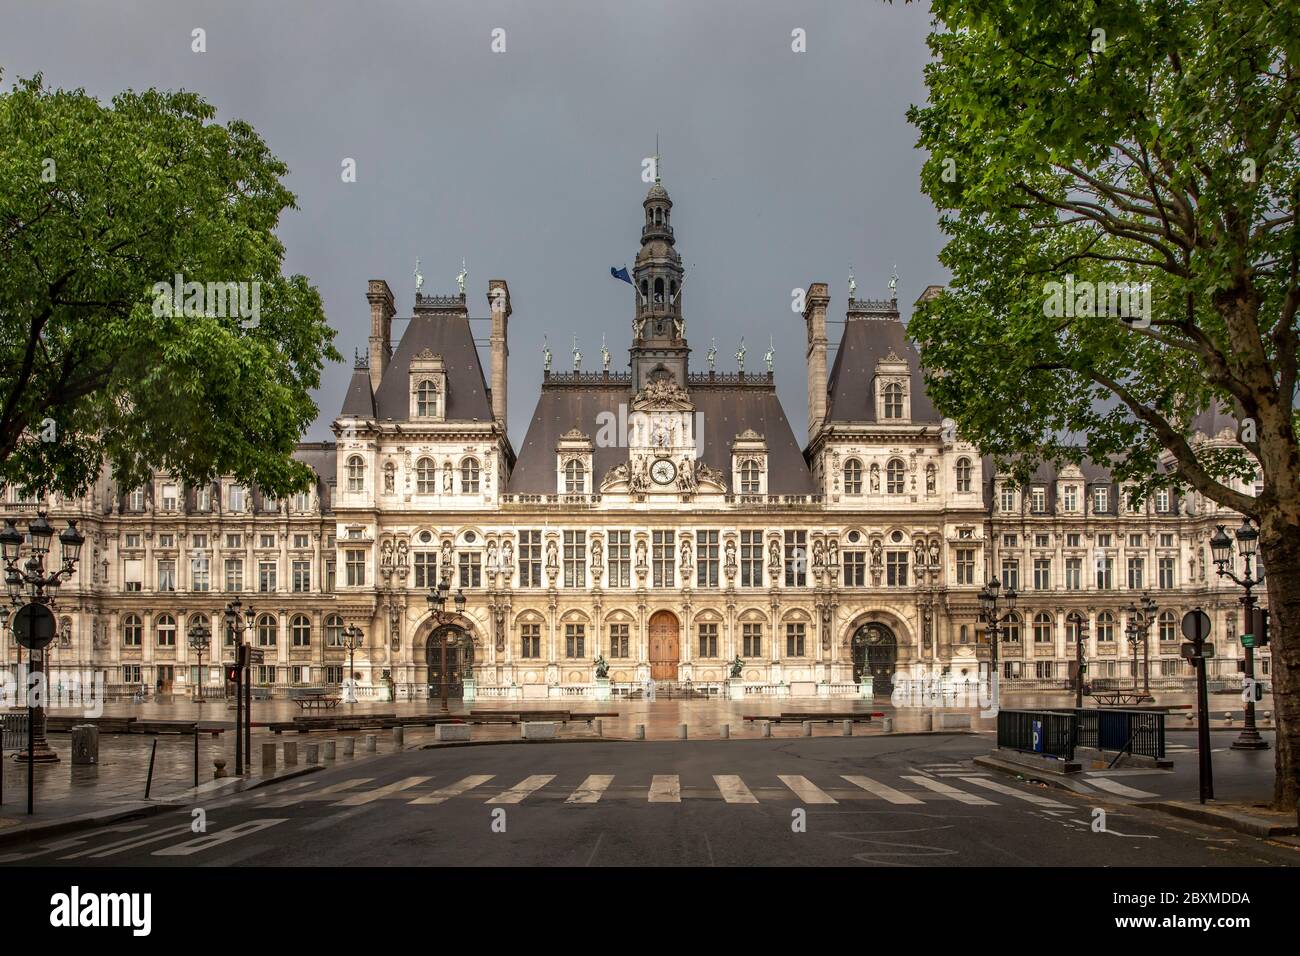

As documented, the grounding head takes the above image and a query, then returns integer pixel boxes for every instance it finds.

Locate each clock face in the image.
[650,458,677,485]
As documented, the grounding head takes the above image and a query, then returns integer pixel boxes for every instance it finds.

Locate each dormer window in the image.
[1063,485,1078,512]
[999,484,1017,511]
[740,460,761,494]
[1093,486,1109,513]
[564,459,586,493]
[883,383,904,419]
[416,380,439,417]
[1030,486,1046,513]
[409,349,447,420]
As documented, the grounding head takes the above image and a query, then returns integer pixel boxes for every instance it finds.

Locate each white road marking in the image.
[266,777,374,807]
[842,775,924,804]
[901,775,997,805]
[411,774,495,805]
[334,775,431,806]
[487,774,555,804]
[61,823,195,861]
[959,776,1070,808]
[778,774,837,804]
[1084,777,1160,799]
[566,775,615,804]
[153,819,287,857]
[714,775,759,804]
[648,775,681,803]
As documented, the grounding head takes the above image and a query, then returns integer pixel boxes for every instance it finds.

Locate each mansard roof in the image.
[826,300,942,424]
[507,374,813,494]
[365,305,493,423]
[341,364,375,418]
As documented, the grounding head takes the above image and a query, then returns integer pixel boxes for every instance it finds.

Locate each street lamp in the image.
[426,579,468,714]
[341,624,364,704]
[978,577,1016,700]
[0,512,84,767]
[1067,611,1090,708]
[1125,592,1158,697]
[224,598,256,774]
[1210,519,1268,750]
[188,620,211,703]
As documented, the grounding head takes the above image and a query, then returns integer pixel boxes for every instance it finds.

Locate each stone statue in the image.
[592,536,604,567]
[680,538,692,568]
[768,538,781,568]
[414,258,424,293]
[926,463,936,495]
[487,541,499,572]
[572,335,582,372]
[729,656,744,679]
[736,339,746,374]
[442,462,452,492]
[543,337,552,372]
[546,539,559,569]
[636,538,648,567]
[889,264,898,300]
[813,539,825,568]
[848,267,856,299]
[827,539,839,567]
[601,335,610,372]
[928,541,939,567]
[707,338,717,371]
[725,538,737,572]
[456,258,468,295]
[383,461,395,493]
[914,541,925,569]
[502,538,514,568]
[870,462,880,493]
[871,540,883,565]
[594,655,610,680]
[673,314,684,340]
[764,337,775,373]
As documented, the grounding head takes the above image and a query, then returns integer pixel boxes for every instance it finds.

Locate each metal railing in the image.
[996,709,1077,759]
[2,712,30,751]
[1057,708,1165,760]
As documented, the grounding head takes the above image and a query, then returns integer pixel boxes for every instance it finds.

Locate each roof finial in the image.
[542,336,552,372]
[889,264,898,301]
[848,266,856,300]
[572,335,582,372]
[414,257,424,294]
[735,337,746,374]
[707,337,717,371]
[765,336,775,373]
[601,334,610,372]
[655,132,661,184]
[456,258,468,296]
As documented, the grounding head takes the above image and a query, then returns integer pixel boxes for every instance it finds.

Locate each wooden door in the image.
[648,611,679,681]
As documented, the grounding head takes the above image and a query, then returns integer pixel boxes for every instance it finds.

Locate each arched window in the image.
[1097,611,1115,642]
[291,614,311,648]
[416,458,436,494]
[123,614,143,647]
[883,383,904,419]
[461,457,481,493]
[564,459,586,493]
[886,458,905,494]
[324,614,345,647]
[257,613,277,647]
[740,460,761,494]
[1033,612,1053,643]
[653,277,665,303]
[156,613,176,647]
[955,458,972,493]
[1002,612,1021,643]
[416,379,438,417]
[346,455,364,493]
[1158,610,1177,643]
[844,458,863,494]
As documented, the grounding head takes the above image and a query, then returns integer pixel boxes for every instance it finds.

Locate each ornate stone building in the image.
[1,177,1269,700]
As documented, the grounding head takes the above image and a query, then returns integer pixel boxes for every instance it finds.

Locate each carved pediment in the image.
[632,377,693,411]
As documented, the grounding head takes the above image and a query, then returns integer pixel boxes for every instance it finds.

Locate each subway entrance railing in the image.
[996,708,1166,762]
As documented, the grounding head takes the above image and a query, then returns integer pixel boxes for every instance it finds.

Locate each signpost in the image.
[1181,608,1214,803]
[13,602,56,815]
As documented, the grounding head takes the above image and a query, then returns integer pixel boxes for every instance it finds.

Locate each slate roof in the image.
[826,301,942,424]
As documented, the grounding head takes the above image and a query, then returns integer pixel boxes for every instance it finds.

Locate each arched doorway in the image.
[851,623,898,695]
[426,625,473,699]
[648,611,679,681]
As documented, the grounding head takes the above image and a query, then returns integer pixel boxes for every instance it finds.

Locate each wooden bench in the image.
[1091,692,1156,707]
[743,712,879,724]
[469,709,618,725]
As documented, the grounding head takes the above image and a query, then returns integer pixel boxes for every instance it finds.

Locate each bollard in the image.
[595,719,603,736]
[324,740,336,760]
[306,743,320,765]
[721,723,730,739]
[261,743,277,773]
[342,737,356,757]
[635,724,645,740]
[881,717,894,733]
[841,720,852,737]
[922,713,933,732]
[678,723,688,740]
[1224,713,1234,725]
[393,726,405,749]
[762,722,772,738]
[365,734,377,752]
[213,758,228,780]
[802,720,812,737]
[283,741,298,767]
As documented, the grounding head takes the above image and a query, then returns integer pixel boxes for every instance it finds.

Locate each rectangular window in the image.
[606,531,631,588]
[520,623,541,659]
[157,560,176,592]
[1066,533,1080,548]
[1127,557,1144,590]
[1158,557,1176,590]
[697,622,719,658]
[1035,661,1055,680]
[696,530,719,587]
[565,623,586,658]
[609,623,630,658]
[459,551,481,589]
[291,560,311,593]
[160,484,178,511]
[742,622,762,657]
[123,665,142,684]
[1093,487,1109,513]
[324,665,343,684]
[1096,555,1113,590]
[1000,559,1019,591]
[414,551,437,590]
[1002,534,1018,548]
[955,548,975,585]
[785,622,806,657]
[345,549,366,587]
[844,551,866,586]
[124,533,141,549]
[784,531,807,587]
[158,533,174,548]
[740,530,763,587]
[1030,487,1046,513]
[1128,533,1143,548]
[1034,533,1050,548]
[124,558,143,592]
[1033,558,1051,590]
[1000,485,1016,511]
[224,558,243,592]
[518,531,542,588]
[1065,557,1082,590]
[229,485,246,512]
[258,561,277,593]
[191,553,210,592]
[293,533,310,549]
[325,561,335,593]
[886,552,909,587]
[1159,533,1174,548]
[260,533,276,549]
[563,531,586,588]
[1063,486,1078,512]
[653,531,675,588]
[226,533,242,549]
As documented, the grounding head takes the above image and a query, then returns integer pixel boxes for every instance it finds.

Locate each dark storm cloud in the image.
[1,0,943,445]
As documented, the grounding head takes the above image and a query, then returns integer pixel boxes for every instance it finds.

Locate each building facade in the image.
[1,178,1270,699]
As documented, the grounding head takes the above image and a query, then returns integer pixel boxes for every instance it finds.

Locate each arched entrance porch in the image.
[425,624,474,699]
[851,622,898,695]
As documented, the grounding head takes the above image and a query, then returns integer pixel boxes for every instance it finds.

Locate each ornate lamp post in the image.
[1210,519,1269,751]
[0,512,84,765]
[341,624,364,704]
[224,598,256,774]
[1067,611,1089,708]
[1125,592,1157,696]
[426,579,467,714]
[188,620,211,703]
[978,577,1016,700]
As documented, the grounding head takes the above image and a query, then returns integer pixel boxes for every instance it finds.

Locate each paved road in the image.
[3,736,1295,867]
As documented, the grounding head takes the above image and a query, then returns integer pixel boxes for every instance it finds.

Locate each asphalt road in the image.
[3,735,1296,867]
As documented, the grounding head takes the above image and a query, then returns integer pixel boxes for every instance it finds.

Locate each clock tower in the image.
[629,170,691,391]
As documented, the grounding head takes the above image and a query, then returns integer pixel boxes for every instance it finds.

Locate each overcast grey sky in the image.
[2,0,944,446]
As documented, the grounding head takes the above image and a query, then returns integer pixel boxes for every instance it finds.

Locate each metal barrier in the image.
[996,709,1077,759]
[2,712,30,751]
[1056,708,1165,759]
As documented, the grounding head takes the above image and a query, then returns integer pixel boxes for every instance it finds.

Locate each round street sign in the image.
[13,602,56,650]
[1181,609,1212,643]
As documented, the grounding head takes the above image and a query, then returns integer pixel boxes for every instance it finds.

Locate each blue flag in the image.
[610,265,633,285]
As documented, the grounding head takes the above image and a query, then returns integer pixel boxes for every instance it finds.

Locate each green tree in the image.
[905,1,1300,806]
[0,72,339,501]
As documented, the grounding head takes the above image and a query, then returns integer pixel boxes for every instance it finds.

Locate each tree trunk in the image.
[1260,512,1300,810]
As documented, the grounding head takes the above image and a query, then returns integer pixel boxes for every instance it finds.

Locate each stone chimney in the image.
[366,279,395,394]
[802,282,830,441]
[488,279,511,429]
